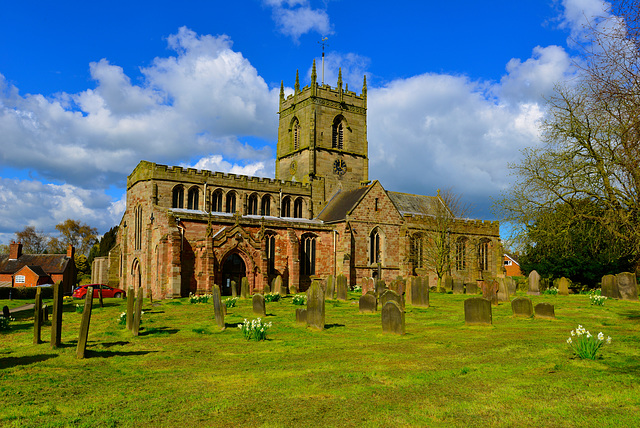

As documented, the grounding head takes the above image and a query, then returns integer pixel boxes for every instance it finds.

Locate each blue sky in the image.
[0,0,614,244]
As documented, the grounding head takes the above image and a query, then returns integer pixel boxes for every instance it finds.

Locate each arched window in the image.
[261,195,271,216]
[370,228,382,265]
[187,187,199,210]
[248,194,258,215]
[292,118,300,151]
[293,198,303,218]
[134,205,143,250]
[409,233,423,273]
[332,117,345,149]
[456,237,468,270]
[478,239,491,271]
[226,192,236,214]
[211,190,223,212]
[281,196,291,217]
[265,233,276,275]
[172,186,184,209]
[301,234,316,276]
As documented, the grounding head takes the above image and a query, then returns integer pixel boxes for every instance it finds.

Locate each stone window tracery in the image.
[211,190,223,212]
[226,192,237,214]
[172,185,184,209]
[301,234,316,276]
[456,237,468,270]
[248,194,258,215]
[261,195,271,216]
[187,187,199,210]
[293,198,303,218]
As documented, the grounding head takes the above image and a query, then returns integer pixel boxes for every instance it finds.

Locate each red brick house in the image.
[0,242,77,293]
[503,254,522,277]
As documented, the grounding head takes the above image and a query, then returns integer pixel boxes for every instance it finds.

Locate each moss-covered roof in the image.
[316,185,373,223]
[386,191,445,216]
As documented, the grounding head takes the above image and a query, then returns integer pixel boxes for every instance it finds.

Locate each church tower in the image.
[276,61,369,215]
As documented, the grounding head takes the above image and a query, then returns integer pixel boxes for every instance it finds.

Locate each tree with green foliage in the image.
[74,253,91,285]
[87,226,119,267]
[52,219,98,256]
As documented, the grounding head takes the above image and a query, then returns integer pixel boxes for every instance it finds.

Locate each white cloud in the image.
[186,155,273,178]
[263,0,332,41]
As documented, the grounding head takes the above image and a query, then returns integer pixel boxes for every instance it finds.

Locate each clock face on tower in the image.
[333,159,347,176]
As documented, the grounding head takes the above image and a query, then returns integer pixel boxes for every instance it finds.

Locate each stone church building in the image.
[100,61,501,298]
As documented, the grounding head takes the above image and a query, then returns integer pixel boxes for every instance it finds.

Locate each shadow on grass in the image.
[99,341,131,348]
[138,327,178,336]
[324,323,346,329]
[0,353,58,369]
[85,349,155,358]
[141,310,165,314]
[620,310,640,320]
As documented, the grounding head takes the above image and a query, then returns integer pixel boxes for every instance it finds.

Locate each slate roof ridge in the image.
[316,181,377,223]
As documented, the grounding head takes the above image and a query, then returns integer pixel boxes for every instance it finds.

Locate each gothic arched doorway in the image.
[221,253,246,296]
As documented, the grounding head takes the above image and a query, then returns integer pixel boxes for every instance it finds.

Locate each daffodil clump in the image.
[189,293,212,304]
[567,325,611,359]
[0,315,14,331]
[224,297,239,308]
[75,304,84,313]
[292,294,306,305]
[238,318,272,341]
[353,285,362,292]
[264,292,281,303]
[118,312,127,325]
[590,294,608,306]
[544,286,559,295]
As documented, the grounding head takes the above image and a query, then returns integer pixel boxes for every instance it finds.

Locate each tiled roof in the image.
[0,254,72,275]
[317,185,372,223]
[386,191,445,216]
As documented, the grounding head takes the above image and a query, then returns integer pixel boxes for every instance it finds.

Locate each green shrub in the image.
[264,293,281,303]
[224,297,238,308]
[292,294,306,305]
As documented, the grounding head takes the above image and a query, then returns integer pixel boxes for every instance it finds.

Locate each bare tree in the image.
[15,226,49,254]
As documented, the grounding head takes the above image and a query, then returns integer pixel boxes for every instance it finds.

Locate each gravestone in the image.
[42,304,49,322]
[405,278,412,302]
[289,282,298,295]
[76,286,94,359]
[380,289,403,310]
[601,274,619,299]
[511,297,533,317]
[411,276,430,308]
[252,293,266,317]
[464,297,492,325]
[212,284,225,329]
[274,275,284,296]
[50,281,64,349]
[295,308,307,324]
[496,278,510,302]
[375,280,387,297]
[359,292,377,313]
[132,286,143,336]
[557,277,570,296]
[390,277,406,295]
[466,282,478,295]
[528,270,541,295]
[452,279,465,294]
[306,280,325,330]
[231,280,238,297]
[616,272,638,301]
[97,285,104,308]
[481,280,499,305]
[534,302,555,319]
[506,277,517,295]
[365,277,375,294]
[241,277,249,298]
[33,286,43,344]
[126,287,135,331]
[336,274,348,301]
[443,275,454,292]
[2,305,9,319]
[381,301,405,335]
[325,275,335,299]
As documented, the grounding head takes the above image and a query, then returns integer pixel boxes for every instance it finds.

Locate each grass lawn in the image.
[1,291,640,427]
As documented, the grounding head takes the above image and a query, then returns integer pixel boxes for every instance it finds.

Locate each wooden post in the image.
[50,282,64,349]
[33,287,43,344]
[126,287,134,331]
[132,286,143,336]
[76,286,94,359]
[98,286,104,308]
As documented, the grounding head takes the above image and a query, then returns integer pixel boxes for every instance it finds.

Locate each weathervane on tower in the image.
[318,37,328,84]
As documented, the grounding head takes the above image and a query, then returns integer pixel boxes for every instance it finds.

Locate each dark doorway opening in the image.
[221,253,246,296]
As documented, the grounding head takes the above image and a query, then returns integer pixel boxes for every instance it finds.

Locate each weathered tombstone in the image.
[50,281,64,349]
[359,292,377,313]
[557,277,570,296]
[241,277,249,298]
[601,274,619,299]
[464,297,492,325]
[132,286,143,336]
[506,277,517,296]
[381,301,405,335]
[76,286,94,359]
[295,308,307,324]
[252,293,266,316]
[617,272,638,301]
[336,274,348,301]
[42,304,49,322]
[306,280,325,330]
[375,279,388,297]
[2,305,10,320]
[231,280,238,297]
[273,275,283,296]
[33,287,43,344]
[405,278,413,302]
[366,277,375,295]
[289,283,298,294]
[126,287,135,331]
[411,276,430,308]
[511,297,533,317]
[481,280,499,305]
[97,285,104,308]
[380,289,403,310]
[466,282,478,295]
[496,278,510,302]
[212,284,225,330]
[443,274,454,292]
[390,277,405,295]
[452,279,464,294]
[534,302,555,319]
[528,270,541,295]
[325,275,335,299]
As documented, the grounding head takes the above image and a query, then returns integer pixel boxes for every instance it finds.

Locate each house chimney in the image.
[9,241,22,260]
[66,245,75,259]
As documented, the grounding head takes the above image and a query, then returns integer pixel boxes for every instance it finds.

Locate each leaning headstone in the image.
[126,287,135,331]
[481,280,499,305]
[375,280,387,298]
[231,280,238,297]
[274,275,283,296]
[325,275,335,299]
[452,279,465,294]
[534,303,555,319]
[336,274,348,301]
[295,308,307,324]
[306,280,325,330]
[496,278,510,302]
[466,282,478,295]
[381,301,405,335]
[33,287,43,344]
[241,277,249,298]
[601,274,619,299]
[616,272,638,301]
[411,276,430,308]
[359,292,377,313]
[50,281,64,349]
[443,275,454,292]
[528,270,541,295]
[252,293,266,317]
[76,286,94,359]
[132,286,143,336]
[212,284,225,330]
[464,297,492,325]
[380,289,403,310]
[511,297,533,317]
[557,277,570,296]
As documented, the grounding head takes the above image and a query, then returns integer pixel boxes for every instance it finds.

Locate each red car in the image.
[72,284,126,299]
